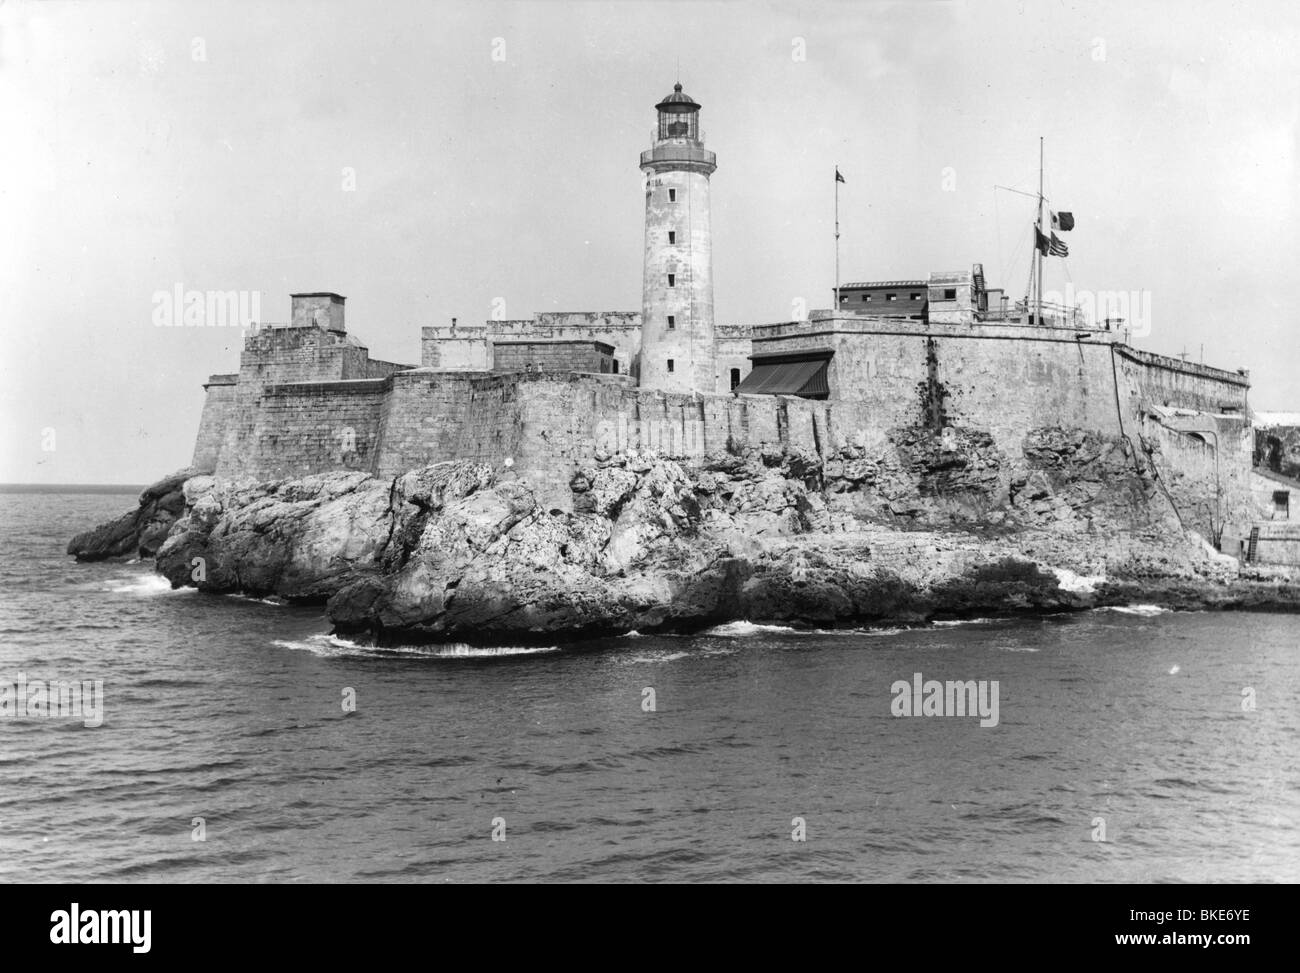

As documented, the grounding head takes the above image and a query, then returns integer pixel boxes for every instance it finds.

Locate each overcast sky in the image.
[3,0,1297,483]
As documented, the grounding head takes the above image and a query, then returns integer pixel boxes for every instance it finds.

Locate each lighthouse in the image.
[639,83,717,394]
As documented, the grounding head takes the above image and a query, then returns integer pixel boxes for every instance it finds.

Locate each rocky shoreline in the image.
[68,427,1300,645]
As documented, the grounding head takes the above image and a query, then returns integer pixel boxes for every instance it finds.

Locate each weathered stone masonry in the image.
[192,306,1254,555]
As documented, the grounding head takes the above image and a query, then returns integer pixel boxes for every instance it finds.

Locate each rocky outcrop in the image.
[67,469,195,561]
[75,423,1299,643]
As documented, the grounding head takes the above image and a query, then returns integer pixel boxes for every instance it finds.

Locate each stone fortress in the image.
[191,82,1279,562]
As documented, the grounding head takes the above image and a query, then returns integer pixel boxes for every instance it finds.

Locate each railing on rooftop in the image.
[640,144,717,169]
[978,301,1104,331]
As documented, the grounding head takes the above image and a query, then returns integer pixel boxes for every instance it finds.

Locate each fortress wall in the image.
[422,313,642,377]
[343,351,412,380]
[195,320,1256,554]
[421,326,491,370]
[191,376,239,473]
[1114,347,1250,415]
[375,371,523,476]
[221,380,388,479]
[238,325,412,386]
[1134,413,1254,548]
[755,327,1124,441]
[739,326,1253,546]
[239,326,353,386]
[1109,349,1255,547]
[492,341,615,374]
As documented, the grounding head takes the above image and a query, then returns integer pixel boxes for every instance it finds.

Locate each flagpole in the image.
[1036,137,1044,326]
[834,166,841,313]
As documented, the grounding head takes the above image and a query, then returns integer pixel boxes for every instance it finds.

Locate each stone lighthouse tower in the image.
[639,83,717,394]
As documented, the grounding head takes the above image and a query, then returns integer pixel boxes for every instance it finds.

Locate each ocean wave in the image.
[931,618,997,628]
[702,620,801,637]
[620,646,737,665]
[224,593,285,607]
[103,574,194,596]
[625,651,691,664]
[1052,567,1107,593]
[270,635,560,659]
[1100,604,1170,616]
[701,620,852,637]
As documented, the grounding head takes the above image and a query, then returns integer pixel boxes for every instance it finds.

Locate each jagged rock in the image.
[67,425,1295,643]
[67,468,196,561]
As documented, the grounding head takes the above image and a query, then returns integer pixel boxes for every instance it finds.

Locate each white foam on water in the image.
[270,635,559,659]
[104,573,194,596]
[1052,567,1107,593]
[1101,604,1170,616]
[271,635,362,657]
[624,651,691,664]
[702,620,855,638]
[702,621,802,637]
[1168,664,1181,675]
[224,592,285,607]
[931,618,997,628]
[423,643,560,659]
[623,644,742,664]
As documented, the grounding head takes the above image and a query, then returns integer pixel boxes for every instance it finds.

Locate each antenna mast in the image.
[1036,137,1044,326]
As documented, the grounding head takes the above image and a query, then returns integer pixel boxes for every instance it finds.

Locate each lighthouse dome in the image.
[655,83,701,113]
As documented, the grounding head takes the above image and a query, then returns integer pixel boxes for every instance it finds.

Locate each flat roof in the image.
[841,280,927,289]
[290,292,346,301]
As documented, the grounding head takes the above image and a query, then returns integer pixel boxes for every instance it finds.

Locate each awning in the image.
[735,350,832,398]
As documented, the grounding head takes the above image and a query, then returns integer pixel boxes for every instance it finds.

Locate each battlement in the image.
[422,311,642,378]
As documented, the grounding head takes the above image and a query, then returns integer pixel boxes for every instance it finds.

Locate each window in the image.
[668,189,676,202]
[668,231,676,244]
[667,273,675,287]
[611,360,619,375]
[887,293,897,301]
[730,367,741,391]
[910,293,921,301]
[943,288,957,300]
[667,315,675,329]
[861,294,869,302]
[667,359,675,373]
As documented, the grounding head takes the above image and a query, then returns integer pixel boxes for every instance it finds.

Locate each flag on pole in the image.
[835,168,845,183]
[1036,228,1070,257]
[1050,210,1075,232]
